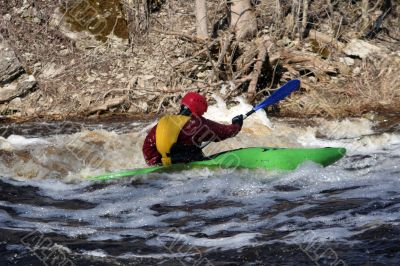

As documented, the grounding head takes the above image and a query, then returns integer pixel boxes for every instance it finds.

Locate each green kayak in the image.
[89,147,346,181]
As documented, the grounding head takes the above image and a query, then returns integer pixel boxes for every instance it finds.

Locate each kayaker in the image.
[142,92,243,165]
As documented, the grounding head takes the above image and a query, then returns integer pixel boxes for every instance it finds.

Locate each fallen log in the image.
[280,50,339,77]
[87,96,127,115]
[307,29,345,50]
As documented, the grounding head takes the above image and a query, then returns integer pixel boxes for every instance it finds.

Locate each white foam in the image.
[81,249,108,258]
[281,227,353,245]
[315,118,375,139]
[118,252,191,259]
[155,231,260,250]
[188,232,259,249]
[7,134,49,147]
[204,94,272,128]
[6,244,26,251]
[298,125,400,155]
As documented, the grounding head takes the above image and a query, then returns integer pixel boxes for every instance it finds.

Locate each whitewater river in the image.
[0,101,399,265]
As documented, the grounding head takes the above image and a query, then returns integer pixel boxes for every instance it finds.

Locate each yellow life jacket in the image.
[156,115,190,166]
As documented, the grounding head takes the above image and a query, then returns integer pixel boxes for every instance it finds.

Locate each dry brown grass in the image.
[281,58,400,118]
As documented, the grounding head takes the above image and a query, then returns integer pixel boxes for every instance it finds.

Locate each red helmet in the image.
[181,92,208,116]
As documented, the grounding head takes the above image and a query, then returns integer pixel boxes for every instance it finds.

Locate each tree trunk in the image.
[361,0,369,30]
[195,0,208,38]
[275,0,282,25]
[230,0,257,41]
[121,0,149,44]
[301,0,309,38]
[290,0,301,39]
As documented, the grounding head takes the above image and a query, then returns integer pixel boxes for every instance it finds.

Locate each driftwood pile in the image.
[152,29,345,106]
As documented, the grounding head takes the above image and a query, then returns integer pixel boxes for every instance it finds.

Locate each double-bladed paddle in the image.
[201,79,301,148]
[242,79,301,119]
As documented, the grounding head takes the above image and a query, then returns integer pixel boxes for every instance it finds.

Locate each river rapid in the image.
[0,100,399,265]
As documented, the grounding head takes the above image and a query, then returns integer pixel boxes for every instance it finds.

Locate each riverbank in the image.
[0,1,399,120]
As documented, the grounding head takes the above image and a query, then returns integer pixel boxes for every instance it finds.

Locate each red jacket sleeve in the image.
[202,117,242,142]
[142,125,162,165]
[185,117,241,145]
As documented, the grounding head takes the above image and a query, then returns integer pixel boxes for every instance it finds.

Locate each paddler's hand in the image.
[232,115,243,127]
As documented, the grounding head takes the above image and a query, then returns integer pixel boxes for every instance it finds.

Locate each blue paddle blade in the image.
[253,79,301,111]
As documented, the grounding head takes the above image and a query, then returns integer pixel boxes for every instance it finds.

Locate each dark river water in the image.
[0,111,399,265]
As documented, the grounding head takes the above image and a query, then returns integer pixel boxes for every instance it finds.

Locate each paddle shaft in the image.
[242,109,255,120]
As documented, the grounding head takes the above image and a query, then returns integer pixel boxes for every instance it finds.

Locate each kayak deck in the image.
[89,147,346,181]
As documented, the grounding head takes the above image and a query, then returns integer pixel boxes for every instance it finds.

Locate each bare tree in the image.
[230,0,257,41]
[290,0,301,39]
[275,0,282,26]
[361,0,369,30]
[301,0,309,38]
[195,0,208,38]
